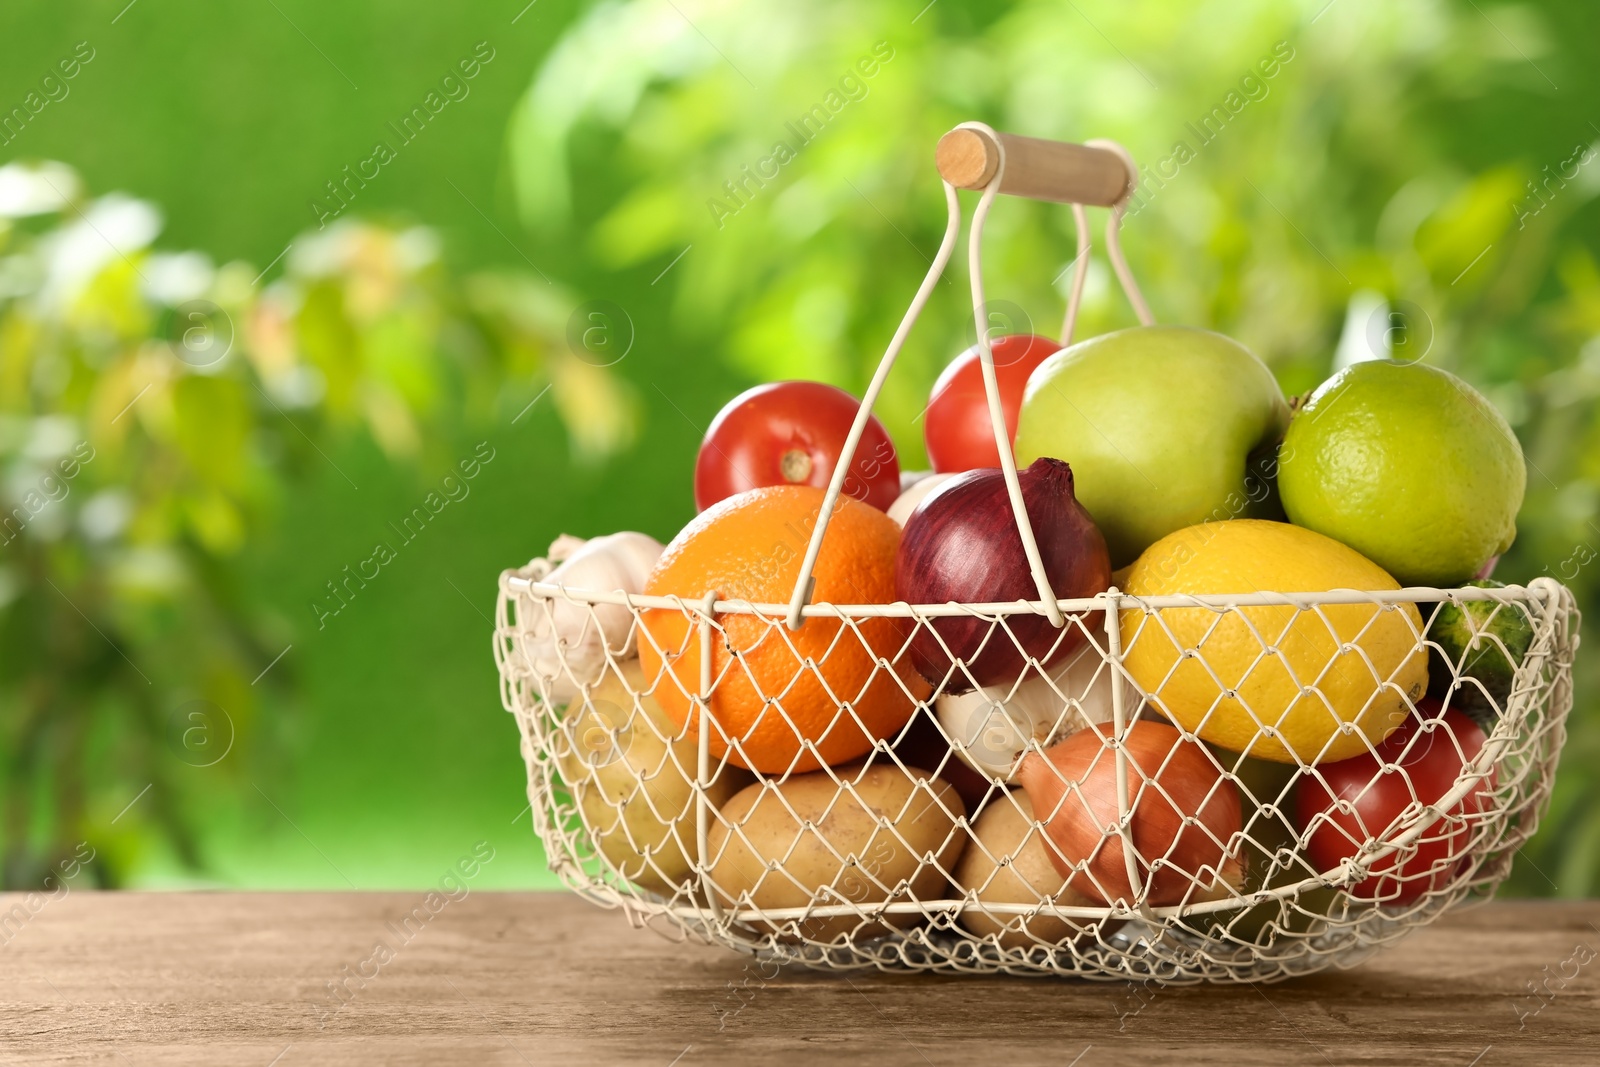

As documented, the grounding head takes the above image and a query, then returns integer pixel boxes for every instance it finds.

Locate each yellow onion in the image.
[1016,721,1244,907]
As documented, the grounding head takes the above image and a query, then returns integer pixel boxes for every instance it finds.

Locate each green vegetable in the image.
[1426,580,1535,730]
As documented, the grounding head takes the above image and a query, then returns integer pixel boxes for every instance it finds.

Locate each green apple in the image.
[1014,326,1290,566]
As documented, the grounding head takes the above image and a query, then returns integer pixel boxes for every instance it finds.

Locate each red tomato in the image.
[694,381,901,513]
[1296,703,1495,905]
[924,333,1060,473]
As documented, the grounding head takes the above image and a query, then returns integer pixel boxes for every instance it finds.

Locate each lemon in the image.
[1120,520,1427,764]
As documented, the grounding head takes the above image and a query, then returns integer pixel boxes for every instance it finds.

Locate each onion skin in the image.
[1016,721,1244,907]
[895,458,1111,690]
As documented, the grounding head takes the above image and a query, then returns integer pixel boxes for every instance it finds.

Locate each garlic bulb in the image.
[935,635,1144,780]
[887,472,956,527]
[519,531,664,702]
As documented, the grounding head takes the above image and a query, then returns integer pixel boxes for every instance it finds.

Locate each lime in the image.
[1278,360,1525,587]
[1121,519,1428,764]
[1426,579,1534,728]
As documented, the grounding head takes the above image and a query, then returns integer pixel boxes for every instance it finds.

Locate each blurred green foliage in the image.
[2,0,1599,895]
[0,167,639,886]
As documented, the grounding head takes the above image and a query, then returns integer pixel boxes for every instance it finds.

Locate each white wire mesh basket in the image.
[495,125,1578,982]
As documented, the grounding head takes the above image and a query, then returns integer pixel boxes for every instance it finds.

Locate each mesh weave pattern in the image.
[494,566,1577,983]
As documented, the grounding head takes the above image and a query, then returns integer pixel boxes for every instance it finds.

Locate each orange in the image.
[637,486,928,774]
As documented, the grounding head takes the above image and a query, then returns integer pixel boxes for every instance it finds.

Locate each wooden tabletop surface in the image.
[1,892,1596,1065]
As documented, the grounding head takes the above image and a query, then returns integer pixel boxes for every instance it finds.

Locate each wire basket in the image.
[494,125,1579,982]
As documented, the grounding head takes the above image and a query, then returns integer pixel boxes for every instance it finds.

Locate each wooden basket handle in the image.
[936,128,1132,207]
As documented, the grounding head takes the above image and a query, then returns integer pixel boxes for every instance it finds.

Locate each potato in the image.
[954,793,1112,947]
[707,761,966,943]
[555,660,750,893]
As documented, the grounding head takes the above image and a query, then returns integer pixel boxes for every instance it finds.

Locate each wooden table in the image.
[1,893,1596,1065]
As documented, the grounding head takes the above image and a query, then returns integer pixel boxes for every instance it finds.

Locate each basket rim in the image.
[501,570,1568,619]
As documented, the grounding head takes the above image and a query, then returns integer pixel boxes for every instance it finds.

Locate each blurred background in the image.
[1,0,1597,894]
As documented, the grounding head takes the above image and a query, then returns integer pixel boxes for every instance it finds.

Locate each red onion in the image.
[894,457,1110,689]
[1016,721,1244,907]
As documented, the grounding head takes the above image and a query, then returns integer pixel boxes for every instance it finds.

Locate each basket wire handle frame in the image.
[775,120,1164,913]
[1059,141,1153,340]
[962,124,1068,630]
[1082,138,1154,328]
[1060,200,1092,344]
[693,589,724,923]
[783,123,1150,633]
